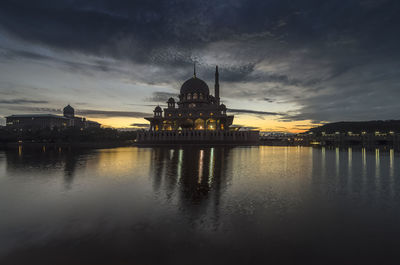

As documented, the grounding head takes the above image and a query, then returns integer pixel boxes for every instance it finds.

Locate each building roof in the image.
[180,77,209,95]
[6,114,70,119]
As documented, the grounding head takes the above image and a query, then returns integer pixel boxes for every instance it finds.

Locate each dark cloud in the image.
[228,108,281,116]
[262,98,275,103]
[0,0,399,123]
[4,106,61,113]
[1,105,151,119]
[0,99,48,104]
[0,47,127,76]
[130,123,149,128]
[146,92,178,102]
[76,109,150,118]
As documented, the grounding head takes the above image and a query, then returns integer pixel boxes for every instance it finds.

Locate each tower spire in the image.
[215,65,220,105]
[193,62,196,78]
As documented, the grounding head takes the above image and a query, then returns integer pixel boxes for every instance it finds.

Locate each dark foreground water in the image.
[1,146,400,265]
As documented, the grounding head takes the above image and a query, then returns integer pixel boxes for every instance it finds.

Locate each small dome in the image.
[220,104,226,110]
[167,97,175,103]
[154,106,162,112]
[180,77,209,95]
[63,104,74,117]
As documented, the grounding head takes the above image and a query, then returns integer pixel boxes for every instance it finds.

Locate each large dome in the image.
[180,77,209,95]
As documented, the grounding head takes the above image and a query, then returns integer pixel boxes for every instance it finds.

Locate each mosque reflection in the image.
[149,147,231,220]
[4,146,231,211]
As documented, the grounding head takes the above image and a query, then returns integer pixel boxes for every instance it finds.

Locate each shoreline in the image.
[0,141,134,150]
[2,141,400,151]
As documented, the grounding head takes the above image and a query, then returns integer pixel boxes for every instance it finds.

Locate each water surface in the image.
[1,146,400,264]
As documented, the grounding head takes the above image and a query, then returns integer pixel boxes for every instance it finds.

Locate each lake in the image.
[0,146,399,265]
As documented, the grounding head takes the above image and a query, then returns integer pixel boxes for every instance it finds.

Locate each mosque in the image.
[137,65,259,144]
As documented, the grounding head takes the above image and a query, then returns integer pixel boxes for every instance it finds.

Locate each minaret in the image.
[215,65,220,105]
[193,62,196,78]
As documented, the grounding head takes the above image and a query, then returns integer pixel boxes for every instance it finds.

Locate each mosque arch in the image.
[206,118,217,130]
[194,118,205,130]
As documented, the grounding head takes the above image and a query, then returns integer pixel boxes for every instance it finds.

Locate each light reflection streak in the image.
[321,147,326,176]
[336,147,340,177]
[390,148,394,196]
[177,149,183,183]
[208,148,214,186]
[390,149,394,178]
[348,147,352,177]
[284,146,288,174]
[348,147,352,193]
[362,148,366,177]
[375,148,380,178]
[198,149,204,184]
[375,149,380,195]
[361,148,367,194]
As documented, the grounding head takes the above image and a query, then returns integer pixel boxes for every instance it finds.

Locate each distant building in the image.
[137,65,259,144]
[6,105,101,130]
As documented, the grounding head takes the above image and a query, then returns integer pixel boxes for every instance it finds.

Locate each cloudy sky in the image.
[0,0,399,132]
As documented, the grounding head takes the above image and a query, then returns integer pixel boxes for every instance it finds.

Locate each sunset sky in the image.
[0,0,399,132]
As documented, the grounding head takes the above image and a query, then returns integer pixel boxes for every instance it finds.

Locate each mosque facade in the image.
[137,66,259,144]
[145,66,232,132]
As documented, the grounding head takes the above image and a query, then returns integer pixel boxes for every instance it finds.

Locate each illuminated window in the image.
[189,113,192,116]
[210,112,213,116]
[193,93,198,100]
[207,119,216,130]
[168,114,171,117]
[220,124,224,130]
[199,93,203,100]
[199,113,202,116]
[187,93,192,100]
[178,113,182,116]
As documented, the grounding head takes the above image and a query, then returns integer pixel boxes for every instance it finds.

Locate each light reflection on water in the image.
[0,146,400,265]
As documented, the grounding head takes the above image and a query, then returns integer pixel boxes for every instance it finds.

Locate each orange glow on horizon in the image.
[87,115,317,133]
